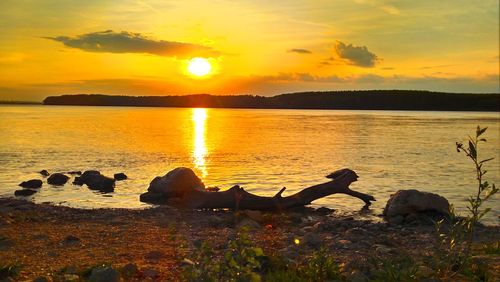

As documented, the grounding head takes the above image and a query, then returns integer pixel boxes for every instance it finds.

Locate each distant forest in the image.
[43,90,500,111]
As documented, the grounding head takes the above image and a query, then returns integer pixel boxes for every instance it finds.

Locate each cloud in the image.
[44,30,219,58]
[287,48,312,54]
[334,41,379,67]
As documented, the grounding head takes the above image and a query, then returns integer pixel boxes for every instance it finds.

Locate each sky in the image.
[0,0,498,101]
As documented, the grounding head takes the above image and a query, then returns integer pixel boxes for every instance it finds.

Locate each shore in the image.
[0,198,499,281]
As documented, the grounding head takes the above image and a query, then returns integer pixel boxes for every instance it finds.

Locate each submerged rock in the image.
[39,170,50,177]
[47,173,69,186]
[140,167,205,203]
[384,189,449,223]
[114,172,127,181]
[19,179,42,189]
[14,189,37,196]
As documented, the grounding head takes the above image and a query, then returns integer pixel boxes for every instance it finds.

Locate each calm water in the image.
[0,105,499,223]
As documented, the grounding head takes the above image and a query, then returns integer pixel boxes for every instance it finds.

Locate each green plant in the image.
[219,230,265,281]
[456,126,498,252]
[482,242,500,255]
[298,248,342,281]
[182,241,219,282]
[369,255,419,282]
[434,126,498,278]
[183,228,266,282]
[0,262,22,280]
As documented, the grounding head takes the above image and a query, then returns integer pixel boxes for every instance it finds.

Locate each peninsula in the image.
[43,90,500,111]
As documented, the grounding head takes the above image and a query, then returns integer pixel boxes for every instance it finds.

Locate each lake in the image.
[0,105,498,223]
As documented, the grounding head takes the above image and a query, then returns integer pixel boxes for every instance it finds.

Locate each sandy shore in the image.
[0,198,498,281]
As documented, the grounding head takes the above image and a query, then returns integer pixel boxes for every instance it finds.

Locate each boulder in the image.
[14,189,37,196]
[80,170,115,192]
[140,167,205,203]
[39,170,50,177]
[19,179,42,189]
[47,173,69,186]
[384,189,449,218]
[113,173,127,180]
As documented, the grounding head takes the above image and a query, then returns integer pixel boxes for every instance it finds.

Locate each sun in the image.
[187,57,212,77]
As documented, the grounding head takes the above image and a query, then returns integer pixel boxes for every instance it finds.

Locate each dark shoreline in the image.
[43,90,500,112]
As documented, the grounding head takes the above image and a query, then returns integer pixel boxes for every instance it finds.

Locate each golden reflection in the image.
[192,108,208,178]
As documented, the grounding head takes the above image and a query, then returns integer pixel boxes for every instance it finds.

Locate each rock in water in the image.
[139,192,165,204]
[73,176,84,186]
[384,189,449,218]
[15,189,37,196]
[47,173,69,186]
[114,173,127,180]
[19,179,42,189]
[80,170,115,192]
[39,170,50,177]
[140,167,205,203]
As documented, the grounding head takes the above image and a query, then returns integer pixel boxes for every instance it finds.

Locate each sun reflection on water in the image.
[192,108,208,178]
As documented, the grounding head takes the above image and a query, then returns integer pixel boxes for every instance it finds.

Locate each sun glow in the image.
[187,57,212,77]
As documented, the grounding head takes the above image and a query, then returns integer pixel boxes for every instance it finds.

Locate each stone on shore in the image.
[236,218,260,230]
[47,173,69,186]
[384,189,450,222]
[114,173,127,180]
[39,170,50,177]
[19,179,42,189]
[140,167,205,203]
[87,266,120,282]
[14,189,37,196]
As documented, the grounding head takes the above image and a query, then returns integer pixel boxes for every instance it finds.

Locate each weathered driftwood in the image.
[140,167,375,210]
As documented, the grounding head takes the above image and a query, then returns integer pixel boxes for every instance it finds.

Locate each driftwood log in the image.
[140,167,375,210]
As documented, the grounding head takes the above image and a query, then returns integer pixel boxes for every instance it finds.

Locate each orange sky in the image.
[0,0,498,101]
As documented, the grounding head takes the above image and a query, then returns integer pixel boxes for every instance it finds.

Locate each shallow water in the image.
[0,105,498,223]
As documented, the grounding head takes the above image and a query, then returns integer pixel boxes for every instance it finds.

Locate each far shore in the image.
[42,91,500,112]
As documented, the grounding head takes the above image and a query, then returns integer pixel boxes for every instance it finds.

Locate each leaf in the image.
[252,247,264,257]
[476,126,487,137]
[468,140,477,159]
[478,208,491,220]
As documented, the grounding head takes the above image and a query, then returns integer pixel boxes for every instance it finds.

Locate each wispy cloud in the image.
[287,48,312,54]
[44,30,220,58]
[334,41,379,67]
